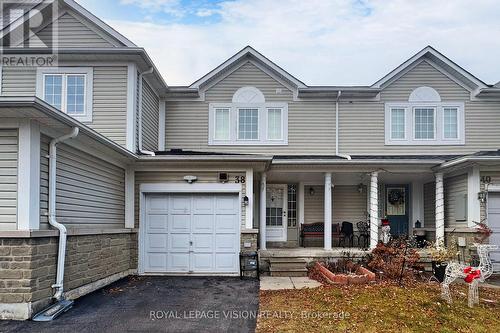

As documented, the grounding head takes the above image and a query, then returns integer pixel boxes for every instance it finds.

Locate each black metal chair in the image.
[338,221,354,248]
[356,220,370,249]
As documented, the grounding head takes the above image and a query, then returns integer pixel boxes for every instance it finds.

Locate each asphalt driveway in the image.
[0,276,260,333]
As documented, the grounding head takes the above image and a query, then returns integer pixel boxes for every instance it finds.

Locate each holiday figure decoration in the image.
[441,244,498,307]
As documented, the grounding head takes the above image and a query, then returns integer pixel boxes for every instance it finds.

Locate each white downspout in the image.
[335,90,351,160]
[138,67,155,156]
[49,127,79,301]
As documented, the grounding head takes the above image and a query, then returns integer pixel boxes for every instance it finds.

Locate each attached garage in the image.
[488,192,500,273]
[139,184,242,275]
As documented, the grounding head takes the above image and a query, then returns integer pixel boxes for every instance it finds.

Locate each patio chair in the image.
[338,221,354,248]
[356,220,370,248]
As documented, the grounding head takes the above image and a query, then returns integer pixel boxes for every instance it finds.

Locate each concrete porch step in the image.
[269,268,308,277]
[268,258,307,264]
[269,258,308,277]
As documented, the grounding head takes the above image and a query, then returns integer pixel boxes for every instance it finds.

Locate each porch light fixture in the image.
[357,183,364,193]
[183,175,198,184]
[243,196,249,206]
[478,191,487,204]
[309,187,315,196]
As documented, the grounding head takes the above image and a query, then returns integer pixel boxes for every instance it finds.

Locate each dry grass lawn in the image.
[257,282,500,333]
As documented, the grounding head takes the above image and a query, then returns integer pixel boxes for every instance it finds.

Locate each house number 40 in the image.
[235,176,246,184]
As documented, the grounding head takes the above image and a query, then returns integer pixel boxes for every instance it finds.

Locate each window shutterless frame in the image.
[266,107,284,141]
[213,108,231,141]
[413,106,436,141]
[236,107,260,141]
[389,107,407,140]
[36,67,93,123]
[442,106,460,140]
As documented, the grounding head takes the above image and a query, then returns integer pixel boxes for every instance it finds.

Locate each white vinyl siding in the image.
[237,108,259,140]
[0,129,18,230]
[267,108,283,140]
[40,135,125,229]
[214,108,230,140]
[414,107,435,139]
[390,108,405,139]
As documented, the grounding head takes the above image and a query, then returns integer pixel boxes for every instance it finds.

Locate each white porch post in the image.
[369,171,379,249]
[245,168,254,229]
[435,172,445,246]
[467,166,480,227]
[298,182,305,225]
[324,173,332,250]
[259,173,267,250]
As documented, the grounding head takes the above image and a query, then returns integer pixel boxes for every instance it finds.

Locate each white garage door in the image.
[488,193,500,273]
[143,193,240,274]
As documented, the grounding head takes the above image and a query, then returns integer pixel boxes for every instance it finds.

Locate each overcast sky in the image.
[77,0,500,86]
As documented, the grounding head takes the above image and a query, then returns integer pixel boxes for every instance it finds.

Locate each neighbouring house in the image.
[0,0,500,320]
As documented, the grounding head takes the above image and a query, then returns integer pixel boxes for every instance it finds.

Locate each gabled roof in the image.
[189,46,307,90]
[0,0,136,47]
[371,46,488,91]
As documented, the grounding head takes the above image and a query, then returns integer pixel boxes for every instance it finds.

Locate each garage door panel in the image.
[215,215,238,232]
[193,234,214,251]
[147,215,168,231]
[193,196,214,213]
[147,234,168,251]
[147,253,167,271]
[192,253,214,271]
[488,193,500,273]
[168,253,190,272]
[144,193,239,274]
[192,215,214,232]
[216,254,237,271]
[215,234,237,251]
[170,214,190,232]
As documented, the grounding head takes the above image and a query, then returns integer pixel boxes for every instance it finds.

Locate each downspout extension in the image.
[49,127,79,301]
[138,67,155,156]
[335,90,351,160]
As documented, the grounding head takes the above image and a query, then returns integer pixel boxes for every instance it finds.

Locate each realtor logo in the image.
[0,0,58,66]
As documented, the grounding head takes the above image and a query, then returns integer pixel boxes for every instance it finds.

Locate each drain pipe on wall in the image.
[138,67,155,156]
[335,90,351,160]
[49,127,79,301]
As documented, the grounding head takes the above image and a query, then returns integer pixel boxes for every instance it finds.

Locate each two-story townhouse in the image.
[0,0,499,321]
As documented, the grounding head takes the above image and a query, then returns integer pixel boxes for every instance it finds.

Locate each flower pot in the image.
[432,261,447,282]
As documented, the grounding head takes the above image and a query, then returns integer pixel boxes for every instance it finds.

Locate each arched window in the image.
[209,86,288,145]
[408,86,441,102]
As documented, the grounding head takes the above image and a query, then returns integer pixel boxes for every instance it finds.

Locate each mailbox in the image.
[239,251,259,279]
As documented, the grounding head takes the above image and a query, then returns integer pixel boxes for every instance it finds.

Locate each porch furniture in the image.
[356,221,370,248]
[300,222,340,247]
[338,221,354,248]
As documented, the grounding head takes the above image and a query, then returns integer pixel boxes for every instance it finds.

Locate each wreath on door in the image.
[388,189,404,205]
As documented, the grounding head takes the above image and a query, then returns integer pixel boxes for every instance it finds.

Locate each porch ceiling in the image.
[266,171,434,184]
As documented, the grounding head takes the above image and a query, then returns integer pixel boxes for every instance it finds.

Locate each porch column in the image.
[245,168,254,229]
[259,173,267,250]
[298,182,305,225]
[324,173,332,250]
[369,171,379,249]
[435,172,445,246]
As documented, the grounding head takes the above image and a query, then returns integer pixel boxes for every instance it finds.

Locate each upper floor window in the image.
[209,86,288,145]
[36,67,93,122]
[385,86,464,145]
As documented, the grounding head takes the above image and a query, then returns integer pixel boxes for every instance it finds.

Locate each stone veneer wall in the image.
[0,232,136,319]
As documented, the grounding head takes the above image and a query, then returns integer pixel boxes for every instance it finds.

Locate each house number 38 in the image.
[235,176,246,184]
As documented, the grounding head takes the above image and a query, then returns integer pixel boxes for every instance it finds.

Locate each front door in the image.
[266,184,287,242]
[385,185,409,237]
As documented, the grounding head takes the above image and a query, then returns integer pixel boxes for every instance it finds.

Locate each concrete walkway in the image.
[260,276,322,290]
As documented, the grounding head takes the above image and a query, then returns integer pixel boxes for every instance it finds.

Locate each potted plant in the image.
[427,238,459,282]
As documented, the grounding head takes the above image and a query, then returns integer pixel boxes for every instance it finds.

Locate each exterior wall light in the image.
[309,187,315,196]
[478,191,487,204]
[243,196,249,206]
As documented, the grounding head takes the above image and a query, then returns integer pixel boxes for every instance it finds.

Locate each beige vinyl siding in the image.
[141,80,159,152]
[333,185,367,225]
[33,12,115,48]
[165,61,336,154]
[0,129,18,230]
[1,67,37,96]
[89,66,128,146]
[40,135,125,229]
[339,61,500,154]
[424,182,436,228]
[304,185,324,225]
[134,171,246,229]
[444,174,468,227]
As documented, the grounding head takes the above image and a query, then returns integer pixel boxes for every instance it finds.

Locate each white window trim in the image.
[413,106,436,141]
[389,107,407,141]
[214,107,231,141]
[36,67,93,123]
[385,102,464,145]
[236,107,260,141]
[442,107,459,140]
[208,102,288,145]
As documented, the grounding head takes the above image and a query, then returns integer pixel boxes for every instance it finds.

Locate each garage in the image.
[488,192,500,273]
[141,192,240,274]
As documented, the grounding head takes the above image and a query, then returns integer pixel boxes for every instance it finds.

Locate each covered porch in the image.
[256,164,446,252]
